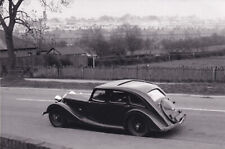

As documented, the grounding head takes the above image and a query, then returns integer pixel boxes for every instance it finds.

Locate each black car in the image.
[43,79,186,136]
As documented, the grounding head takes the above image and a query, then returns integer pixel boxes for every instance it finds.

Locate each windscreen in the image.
[147,89,165,102]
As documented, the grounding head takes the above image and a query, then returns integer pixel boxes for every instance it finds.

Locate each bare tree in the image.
[122,25,143,54]
[0,0,70,77]
[109,28,126,56]
[24,15,48,53]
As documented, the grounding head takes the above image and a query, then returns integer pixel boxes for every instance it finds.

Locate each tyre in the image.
[49,109,67,127]
[127,114,149,137]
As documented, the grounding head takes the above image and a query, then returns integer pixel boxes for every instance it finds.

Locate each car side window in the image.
[109,90,128,104]
[92,90,108,102]
[129,94,146,107]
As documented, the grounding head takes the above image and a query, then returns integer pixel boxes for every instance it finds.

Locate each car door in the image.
[105,90,131,126]
[87,89,110,123]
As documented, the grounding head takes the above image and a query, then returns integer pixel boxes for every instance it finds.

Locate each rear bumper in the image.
[160,113,186,132]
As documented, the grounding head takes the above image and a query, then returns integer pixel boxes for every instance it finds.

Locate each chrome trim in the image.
[55,95,62,102]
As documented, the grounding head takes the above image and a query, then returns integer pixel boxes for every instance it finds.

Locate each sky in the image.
[20,0,225,19]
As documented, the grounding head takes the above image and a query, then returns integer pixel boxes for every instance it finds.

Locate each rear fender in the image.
[43,103,80,121]
[125,109,165,131]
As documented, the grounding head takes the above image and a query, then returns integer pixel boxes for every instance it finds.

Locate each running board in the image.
[80,117,124,130]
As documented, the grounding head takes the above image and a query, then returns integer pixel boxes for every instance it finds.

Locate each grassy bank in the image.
[128,56,225,69]
[1,79,225,95]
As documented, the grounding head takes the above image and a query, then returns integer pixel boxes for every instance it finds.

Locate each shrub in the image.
[44,55,61,67]
[60,58,72,66]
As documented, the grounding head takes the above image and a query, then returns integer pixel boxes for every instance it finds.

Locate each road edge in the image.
[0,133,71,149]
[1,78,225,95]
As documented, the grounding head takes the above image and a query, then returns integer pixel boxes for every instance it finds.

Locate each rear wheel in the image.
[49,110,67,127]
[127,115,149,137]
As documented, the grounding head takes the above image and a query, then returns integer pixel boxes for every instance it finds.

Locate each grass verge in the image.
[1,79,225,95]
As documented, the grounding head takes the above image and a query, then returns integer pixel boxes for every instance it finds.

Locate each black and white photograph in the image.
[1,0,225,149]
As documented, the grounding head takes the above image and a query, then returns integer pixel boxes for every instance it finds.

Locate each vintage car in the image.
[43,79,186,136]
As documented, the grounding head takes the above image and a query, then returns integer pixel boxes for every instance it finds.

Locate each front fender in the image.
[43,102,81,121]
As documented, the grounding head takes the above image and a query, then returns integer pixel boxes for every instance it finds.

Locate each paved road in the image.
[1,87,225,149]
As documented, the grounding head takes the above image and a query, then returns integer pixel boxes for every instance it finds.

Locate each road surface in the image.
[1,87,225,149]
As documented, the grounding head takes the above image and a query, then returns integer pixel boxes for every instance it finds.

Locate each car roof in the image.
[95,79,160,93]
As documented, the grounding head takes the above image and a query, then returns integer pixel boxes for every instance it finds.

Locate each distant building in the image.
[0,30,37,58]
[43,46,96,68]
[0,30,96,68]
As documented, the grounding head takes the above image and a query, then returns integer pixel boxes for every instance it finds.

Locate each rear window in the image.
[147,89,165,102]
[129,94,146,107]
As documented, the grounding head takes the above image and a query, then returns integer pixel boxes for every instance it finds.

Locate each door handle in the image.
[125,105,131,108]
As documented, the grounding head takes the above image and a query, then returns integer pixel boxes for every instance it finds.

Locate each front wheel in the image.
[127,115,149,137]
[49,110,67,127]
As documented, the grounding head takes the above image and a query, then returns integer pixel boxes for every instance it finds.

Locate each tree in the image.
[109,28,126,56]
[22,15,48,53]
[78,28,110,57]
[144,37,155,52]
[124,25,143,54]
[91,28,110,57]
[0,0,70,77]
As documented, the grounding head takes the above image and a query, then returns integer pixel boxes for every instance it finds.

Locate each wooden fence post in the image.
[82,67,84,79]
[112,66,114,80]
[212,67,217,82]
[136,65,139,79]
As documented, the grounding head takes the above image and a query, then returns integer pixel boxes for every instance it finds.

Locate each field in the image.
[137,56,225,69]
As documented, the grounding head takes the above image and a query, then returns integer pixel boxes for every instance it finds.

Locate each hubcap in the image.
[50,112,63,126]
[53,114,60,122]
[135,121,145,132]
[128,116,148,136]
[132,118,146,133]
[135,123,142,131]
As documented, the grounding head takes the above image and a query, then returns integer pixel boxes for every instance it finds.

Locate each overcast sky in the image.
[22,0,225,19]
